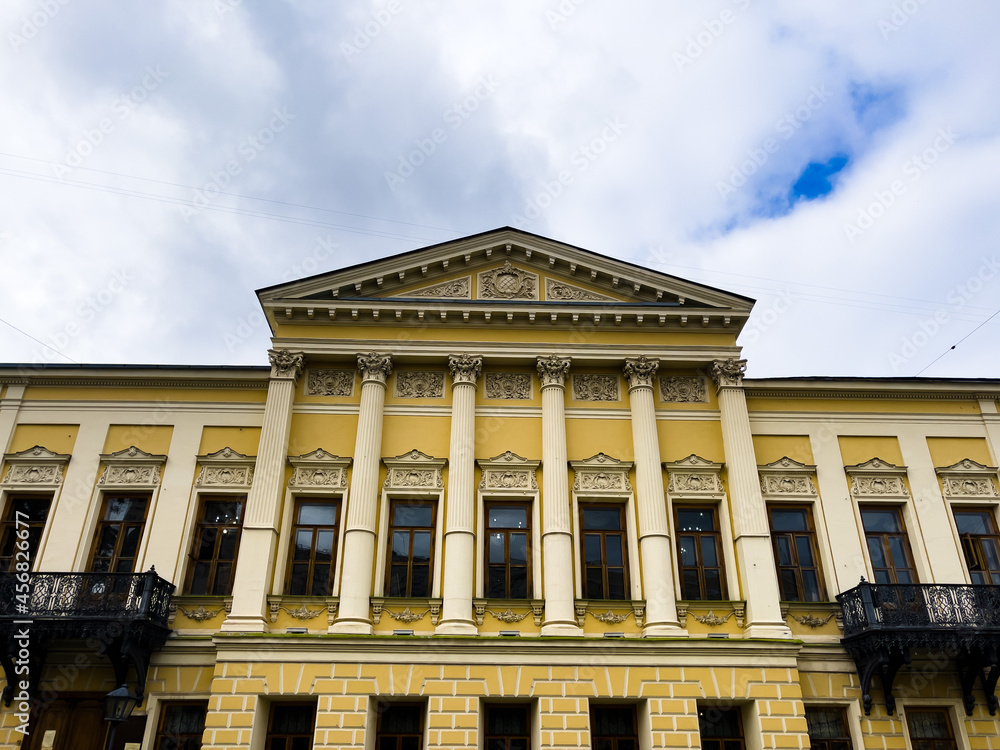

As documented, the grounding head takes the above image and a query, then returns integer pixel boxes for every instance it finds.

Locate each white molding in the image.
[935,458,1000,498]
[273,486,347,598]
[287,449,351,489]
[1,445,71,488]
[97,445,166,488]
[475,474,542,601]
[382,449,446,490]
[570,453,633,494]
[569,489,642,602]
[195,447,256,489]
[476,451,539,494]
[844,458,909,499]
[374,485,445,600]
[757,457,818,499]
[663,454,725,499]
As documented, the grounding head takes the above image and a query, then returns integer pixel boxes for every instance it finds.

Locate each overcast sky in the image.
[2,1,998,379]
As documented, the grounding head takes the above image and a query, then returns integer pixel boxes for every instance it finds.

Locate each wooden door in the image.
[30,698,107,750]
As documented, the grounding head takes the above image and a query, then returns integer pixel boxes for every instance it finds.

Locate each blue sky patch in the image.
[790,154,849,201]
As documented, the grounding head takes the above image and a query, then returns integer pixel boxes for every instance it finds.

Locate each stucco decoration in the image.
[448,354,483,386]
[544,278,614,301]
[659,376,708,403]
[357,352,393,384]
[477,451,540,492]
[664,454,725,498]
[398,276,471,299]
[845,458,909,499]
[572,374,620,402]
[98,446,166,487]
[758,457,818,498]
[536,355,571,388]
[268,349,305,379]
[195,447,256,488]
[571,453,634,493]
[395,371,445,398]
[1,446,71,487]
[306,369,354,396]
[709,358,747,388]
[936,459,1000,498]
[383,450,446,490]
[623,356,659,389]
[478,262,538,300]
[484,372,532,400]
[287,449,351,489]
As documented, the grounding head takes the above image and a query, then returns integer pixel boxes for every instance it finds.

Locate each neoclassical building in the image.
[2,227,1000,750]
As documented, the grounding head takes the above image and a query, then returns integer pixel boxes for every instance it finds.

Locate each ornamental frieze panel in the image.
[98,446,166,487]
[845,458,909,499]
[478,262,538,300]
[477,452,540,492]
[484,372,532,400]
[306,369,355,397]
[936,459,1000,498]
[1,445,71,487]
[288,449,351,489]
[572,374,620,402]
[544,278,615,302]
[195,447,256,488]
[659,376,708,403]
[394,371,445,399]
[383,450,446,490]
[664,454,725,498]
[395,276,471,299]
[570,453,633,493]
[758,457,818,498]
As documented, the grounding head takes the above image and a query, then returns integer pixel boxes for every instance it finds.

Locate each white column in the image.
[623,356,683,636]
[537,355,582,636]
[437,355,483,634]
[222,349,304,632]
[332,352,393,634]
[0,384,24,454]
[711,358,791,639]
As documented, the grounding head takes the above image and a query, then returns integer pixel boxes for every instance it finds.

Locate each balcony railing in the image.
[838,581,1000,637]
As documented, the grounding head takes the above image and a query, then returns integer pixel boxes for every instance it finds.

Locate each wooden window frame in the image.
[905,707,958,750]
[804,706,853,750]
[860,505,918,584]
[590,704,639,750]
[87,493,151,574]
[484,500,533,599]
[266,702,316,749]
[153,700,207,750]
[484,704,531,749]
[284,497,341,596]
[579,504,630,601]
[0,493,52,572]
[376,702,425,750]
[768,503,827,602]
[385,499,437,598]
[698,706,746,750]
[184,495,245,596]
[953,508,1000,585]
[674,504,727,601]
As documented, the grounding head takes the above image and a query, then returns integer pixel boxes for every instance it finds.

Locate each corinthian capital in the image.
[357,352,393,384]
[710,358,747,387]
[623,356,659,389]
[448,354,483,386]
[536,355,571,388]
[268,349,305,379]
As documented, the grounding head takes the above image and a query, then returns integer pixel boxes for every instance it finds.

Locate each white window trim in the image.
[476,490,541,599]
[274,488,348,597]
[571,492,642,601]
[801,701,863,750]
[900,702,972,750]
[0,445,71,570]
[374,489,445,598]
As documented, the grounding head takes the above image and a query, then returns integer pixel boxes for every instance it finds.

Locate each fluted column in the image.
[537,355,582,636]
[436,355,483,634]
[711,358,790,639]
[331,352,393,634]
[623,356,684,636]
[222,349,304,632]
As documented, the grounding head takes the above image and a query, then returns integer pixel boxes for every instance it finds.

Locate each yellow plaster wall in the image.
[380,416,451,458]
[198,426,262,456]
[566,418,633,461]
[287,414,359,458]
[102,424,174,454]
[475,416,541,459]
[925,437,994,467]
[658,421,725,463]
[752,436,815,466]
[22,386,267,403]
[9,424,79,454]
[838,436,904,467]
[746,397,979,415]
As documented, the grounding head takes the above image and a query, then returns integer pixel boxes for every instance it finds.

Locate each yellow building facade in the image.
[2,228,1000,749]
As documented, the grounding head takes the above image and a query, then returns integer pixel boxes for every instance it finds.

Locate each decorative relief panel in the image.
[394,371,445,399]
[570,453,633,493]
[845,458,909,499]
[477,451,540,492]
[1,445,71,487]
[306,369,354,396]
[398,276,471,299]
[659,376,707,403]
[544,279,614,301]
[383,450,446,490]
[936,459,1000,498]
[195,447,256,488]
[758,457,818,498]
[288,449,351,489]
[484,372,532,400]
[98,446,166,487]
[478,262,538,300]
[664,454,725,498]
[572,374,620,402]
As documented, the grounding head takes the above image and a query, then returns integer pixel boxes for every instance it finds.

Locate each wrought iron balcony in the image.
[837,580,1000,717]
[0,568,175,706]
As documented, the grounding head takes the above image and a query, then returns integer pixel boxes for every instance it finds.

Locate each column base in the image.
[435,620,478,636]
[540,621,584,637]
[744,622,793,639]
[329,618,374,635]
[642,623,687,638]
[220,615,269,633]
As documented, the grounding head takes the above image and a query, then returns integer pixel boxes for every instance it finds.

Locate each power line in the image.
[0,316,78,363]
[915,309,1000,376]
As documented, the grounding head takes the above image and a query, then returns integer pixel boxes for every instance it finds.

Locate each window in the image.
[860,506,917,584]
[675,505,726,600]
[906,708,957,750]
[769,505,825,602]
[590,705,637,750]
[266,703,315,750]
[286,499,340,596]
[386,501,435,598]
[154,701,206,750]
[0,495,51,571]
[485,502,531,599]
[805,707,851,750]
[580,505,629,600]
[377,703,423,750]
[485,705,530,750]
[954,509,1000,584]
[88,494,149,573]
[185,496,244,595]
[698,707,745,750]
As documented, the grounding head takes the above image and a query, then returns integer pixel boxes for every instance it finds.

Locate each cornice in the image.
[744,380,1000,400]
[0,376,269,389]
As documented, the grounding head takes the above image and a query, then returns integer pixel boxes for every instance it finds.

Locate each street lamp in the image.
[104,684,139,750]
